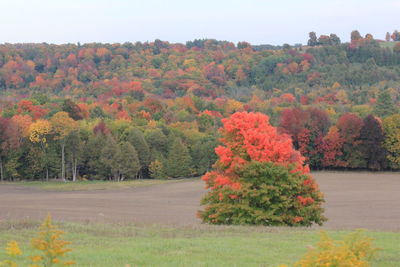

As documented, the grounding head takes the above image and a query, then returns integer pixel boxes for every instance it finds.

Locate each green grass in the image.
[2,178,193,191]
[0,221,398,266]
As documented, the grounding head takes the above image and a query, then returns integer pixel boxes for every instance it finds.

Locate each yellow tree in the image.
[29,119,52,181]
[225,99,244,114]
[383,114,400,168]
[50,112,78,181]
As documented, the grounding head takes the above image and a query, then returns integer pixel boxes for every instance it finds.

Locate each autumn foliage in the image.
[0,34,399,182]
[199,112,326,226]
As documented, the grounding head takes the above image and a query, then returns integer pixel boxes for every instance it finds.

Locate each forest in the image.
[0,30,399,181]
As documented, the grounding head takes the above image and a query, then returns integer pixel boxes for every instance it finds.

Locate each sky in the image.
[0,0,398,45]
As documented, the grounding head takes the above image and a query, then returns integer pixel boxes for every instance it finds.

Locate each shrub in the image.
[199,112,326,226]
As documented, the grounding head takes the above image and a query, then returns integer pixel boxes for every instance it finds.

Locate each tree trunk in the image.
[46,167,49,182]
[61,142,65,181]
[0,157,4,182]
[72,158,77,182]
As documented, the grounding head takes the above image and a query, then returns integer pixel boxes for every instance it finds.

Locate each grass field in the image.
[0,221,399,267]
[1,173,399,266]
[2,179,185,191]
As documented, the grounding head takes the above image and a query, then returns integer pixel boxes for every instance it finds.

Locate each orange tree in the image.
[198,112,326,226]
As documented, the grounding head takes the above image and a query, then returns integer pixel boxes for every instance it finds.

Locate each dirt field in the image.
[0,172,399,231]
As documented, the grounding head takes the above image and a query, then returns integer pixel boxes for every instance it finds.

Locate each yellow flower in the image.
[6,240,22,256]
[30,255,43,262]
[29,215,75,266]
[62,261,76,266]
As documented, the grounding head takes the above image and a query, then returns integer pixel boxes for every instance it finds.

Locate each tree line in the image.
[0,96,399,182]
[0,104,218,181]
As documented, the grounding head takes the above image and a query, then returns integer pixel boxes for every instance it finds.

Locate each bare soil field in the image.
[0,172,399,231]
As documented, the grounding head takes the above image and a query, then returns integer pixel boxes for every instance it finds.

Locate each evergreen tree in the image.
[307,32,318,46]
[122,127,150,176]
[100,137,119,180]
[117,141,140,180]
[191,136,218,175]
[375,90,397,118]
[145,129,168,155]
[165,138,192,178]
[84,134,111,179]
[99,138,141,181]
[329,33,341,45]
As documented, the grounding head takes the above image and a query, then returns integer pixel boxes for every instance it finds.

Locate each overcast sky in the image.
[0,0,398,45]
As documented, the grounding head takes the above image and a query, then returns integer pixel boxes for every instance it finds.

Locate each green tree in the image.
[100,137,120,180]
[149,160,165,179]
[191,136,218,175]
[122,127,150,177]
[329,33,341,45]
[197,114,214,132]
[100,138,141,181]
[4,151,22,181]
[84,134,109,179]
[116,141,140,180]
[145,128,168,156]
[375,90,397,117]
[307,32,318,46]
[23,146,47,180]
[165,138,192,178]
[90,106,108,119]
[383,114,400,168]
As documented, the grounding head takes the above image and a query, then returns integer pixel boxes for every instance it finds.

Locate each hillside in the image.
[0,35,399,181]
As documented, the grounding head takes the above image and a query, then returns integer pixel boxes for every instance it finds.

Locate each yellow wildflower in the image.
[6,240,22,256]
[30,255,43,262]
[294,230,379,267]
[29,214,75,266]
[63,261,76,266]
